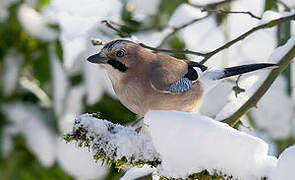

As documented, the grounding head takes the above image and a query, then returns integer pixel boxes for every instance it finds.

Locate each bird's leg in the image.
[128,117,144,133]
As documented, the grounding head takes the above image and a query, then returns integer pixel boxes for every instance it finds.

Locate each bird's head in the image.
[87,39,147,72]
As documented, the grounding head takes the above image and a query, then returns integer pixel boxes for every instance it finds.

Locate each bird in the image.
[87,39,277,117]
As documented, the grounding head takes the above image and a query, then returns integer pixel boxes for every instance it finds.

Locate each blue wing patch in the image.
[165,78,193,93]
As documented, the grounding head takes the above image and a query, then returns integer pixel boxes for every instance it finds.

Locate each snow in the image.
[270,145,295,180]
[120,165,155,180]
[134,28,173,47]
[0,0,18,22]
[18,4,58,41]
[280,0,295,7]
[1,102,56,167]
[50,49,69,117]
[73,114,159,163]
[59,85,85,131]
[251,76,293,139]
[215,35,295,121]
[128,0,161,21]
[2,50,23,96]
[56,139,108,179]
[168,4,207,27]
[144,110,277,179]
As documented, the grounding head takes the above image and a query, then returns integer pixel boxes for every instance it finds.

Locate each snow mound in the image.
[144,110,277,179]
[65,111,286,179]
[270,145,295,180]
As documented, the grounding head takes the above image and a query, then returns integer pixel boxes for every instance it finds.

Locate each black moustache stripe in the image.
[107,59,128,72]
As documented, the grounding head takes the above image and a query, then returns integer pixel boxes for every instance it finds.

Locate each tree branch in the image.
[139,43,207,56]
[101,20,131,38]
[101,14,295,65]
[222,41,295,127]
[188,0,233,9]
[200,14,295,64]
[201,8,261,20]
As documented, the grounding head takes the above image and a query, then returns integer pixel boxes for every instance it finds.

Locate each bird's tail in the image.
[217,63,278,80]
[199,63,278,95]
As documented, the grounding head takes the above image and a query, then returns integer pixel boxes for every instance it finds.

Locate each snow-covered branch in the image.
[63,111,295,180]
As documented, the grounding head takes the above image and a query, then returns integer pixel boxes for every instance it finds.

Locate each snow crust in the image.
[144,110,277,179]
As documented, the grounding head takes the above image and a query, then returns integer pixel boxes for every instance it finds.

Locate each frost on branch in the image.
[63,113,161,169]
[64,111,289,180]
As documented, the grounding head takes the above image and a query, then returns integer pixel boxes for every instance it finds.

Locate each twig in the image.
[156,15,209,48]
[109,20,156,31]
[201,8,261,20]
[188,0,233,9]
[139,43,207,56]
[101,14,295,64]
[270,0,291,11]
[101,20,131,38]
[232,75,245,97]
[221,42,295,127]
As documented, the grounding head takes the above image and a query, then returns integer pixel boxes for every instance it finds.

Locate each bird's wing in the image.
[148,57,207,93]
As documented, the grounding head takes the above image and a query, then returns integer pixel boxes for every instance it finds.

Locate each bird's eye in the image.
[116,49,126,58]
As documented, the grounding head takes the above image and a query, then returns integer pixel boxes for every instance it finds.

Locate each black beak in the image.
[86,53,108,64]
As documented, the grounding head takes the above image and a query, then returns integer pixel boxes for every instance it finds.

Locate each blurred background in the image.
[0,0,294,179]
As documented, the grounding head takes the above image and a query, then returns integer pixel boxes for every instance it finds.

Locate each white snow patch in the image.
[270,145,295,180]
[74,114,159,162]
[57,139,108,179]
[1,102,56,167]
[50,50,69,117]
[128,0,161,20]
[168,4,207,27]
[0,0,18,22]
[59,85,85,132]
[134,28,174,47]
[2,49,23,96]
[144,110,277,179]
[121,165,155,180]
[251,76,293,139]
[18,4,58,41]
[216,35,295,121]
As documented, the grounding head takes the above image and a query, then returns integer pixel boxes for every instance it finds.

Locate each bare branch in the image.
[109,20,156,32]
[201,8,261,20]
[188,0,233,9]
[101,14,295,64]
[101,20,131,38]
[270,0,291,11]
[222,43,295,127]
[139,43,207,56]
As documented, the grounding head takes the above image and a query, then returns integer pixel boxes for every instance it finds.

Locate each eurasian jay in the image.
[87,39,276,116]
